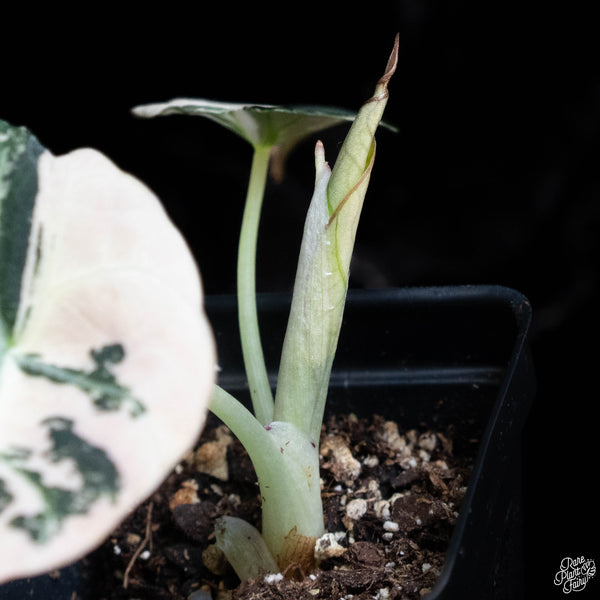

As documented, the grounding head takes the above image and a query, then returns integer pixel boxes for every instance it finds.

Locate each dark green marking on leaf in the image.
[0,120,45,340]
[43,417,120,500]
[32,224,44,278]
[9,468,77,542]
[0,477,13,514]
[16,343,146,418]
[0,446,32,462]
[4,417,120,543]
[91,343,125,365]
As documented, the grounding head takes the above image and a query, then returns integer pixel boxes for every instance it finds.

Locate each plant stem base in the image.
[67,411,474,600]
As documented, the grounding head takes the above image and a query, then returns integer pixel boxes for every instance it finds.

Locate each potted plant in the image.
[0,34,534,599]
[202,284,534,599]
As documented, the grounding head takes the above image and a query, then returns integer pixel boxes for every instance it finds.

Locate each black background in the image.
[2,3,598,596]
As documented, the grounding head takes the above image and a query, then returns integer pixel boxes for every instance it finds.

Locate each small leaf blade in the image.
[132,98,357,148]
[132,98,396,180]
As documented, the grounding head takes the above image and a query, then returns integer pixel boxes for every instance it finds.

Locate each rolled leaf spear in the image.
[260,35,399,571]
[275,36,399,442]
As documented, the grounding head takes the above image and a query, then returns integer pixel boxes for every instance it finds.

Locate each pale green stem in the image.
[209,385,269,458]
[237,144,274,425]
[209,385,324,564]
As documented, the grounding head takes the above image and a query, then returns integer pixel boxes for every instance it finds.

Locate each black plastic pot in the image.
[209,285,535,600]
[0,285,534,599]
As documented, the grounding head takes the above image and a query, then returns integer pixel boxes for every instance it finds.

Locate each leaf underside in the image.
[132,98,397,153]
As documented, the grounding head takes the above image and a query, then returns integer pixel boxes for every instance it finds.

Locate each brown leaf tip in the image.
[377,33,400,91]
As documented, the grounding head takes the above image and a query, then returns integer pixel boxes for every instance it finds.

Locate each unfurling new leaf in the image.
[274,36,399,443]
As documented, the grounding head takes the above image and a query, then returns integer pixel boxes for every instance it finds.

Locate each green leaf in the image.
[0,120,216,583]
[132,98,397,181]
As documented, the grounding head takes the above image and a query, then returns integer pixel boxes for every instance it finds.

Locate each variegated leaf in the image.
[0,120,216,583]
[132,98,397,180]
[131,98,359,149]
